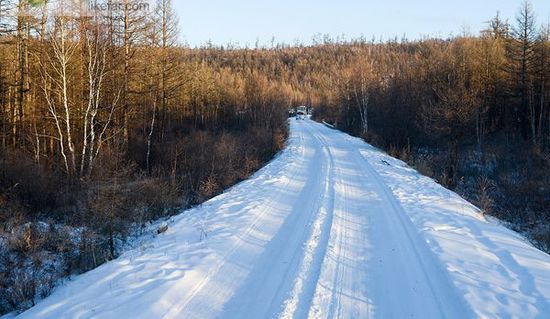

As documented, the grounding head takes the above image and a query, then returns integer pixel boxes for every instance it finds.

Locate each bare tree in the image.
[120,0,150,147]
[534,24,549,144]
[511,1,538,140]
[81,15,120,176]
[39,14,78,175]
[144,0,179,171]
[350,58,375,135]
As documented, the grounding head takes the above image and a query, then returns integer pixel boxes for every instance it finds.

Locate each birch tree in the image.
[80,15,120,176]
[350,58,375,135]
[40,14,78,175]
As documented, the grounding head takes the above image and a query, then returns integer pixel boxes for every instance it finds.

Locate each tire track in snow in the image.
[306,122,471,318]
[161,125,308,319]
[277,121,336,319]
[307,123,372,319]
[204,120,334,319]
[353,148,474,318]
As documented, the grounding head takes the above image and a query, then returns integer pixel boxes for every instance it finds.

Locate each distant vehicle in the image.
[288,108,296,118]
[296,106,307,120]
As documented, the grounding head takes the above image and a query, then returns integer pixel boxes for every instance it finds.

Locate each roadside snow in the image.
[17,119,550,319]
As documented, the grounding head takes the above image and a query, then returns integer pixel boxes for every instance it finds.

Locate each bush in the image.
[475,177,495,215]
[0,102,288,315]
[0,222,70,313]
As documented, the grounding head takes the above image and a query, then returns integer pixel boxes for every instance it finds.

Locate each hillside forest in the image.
[1,0,549,314]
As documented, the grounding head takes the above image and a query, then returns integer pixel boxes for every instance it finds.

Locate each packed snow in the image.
[17,119,550,318]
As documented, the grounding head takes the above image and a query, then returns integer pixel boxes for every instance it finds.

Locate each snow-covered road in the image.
[19,119,550,319]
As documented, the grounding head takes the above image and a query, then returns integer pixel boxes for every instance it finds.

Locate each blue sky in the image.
[174,0,550,47]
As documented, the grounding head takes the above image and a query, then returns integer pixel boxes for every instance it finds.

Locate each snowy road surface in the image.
[19,119,550,319]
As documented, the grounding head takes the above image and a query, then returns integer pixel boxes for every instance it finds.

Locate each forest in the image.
[0,0,290,312]
[1,0,549,315]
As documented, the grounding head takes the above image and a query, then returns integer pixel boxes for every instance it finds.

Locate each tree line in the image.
[314,3,549,252]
